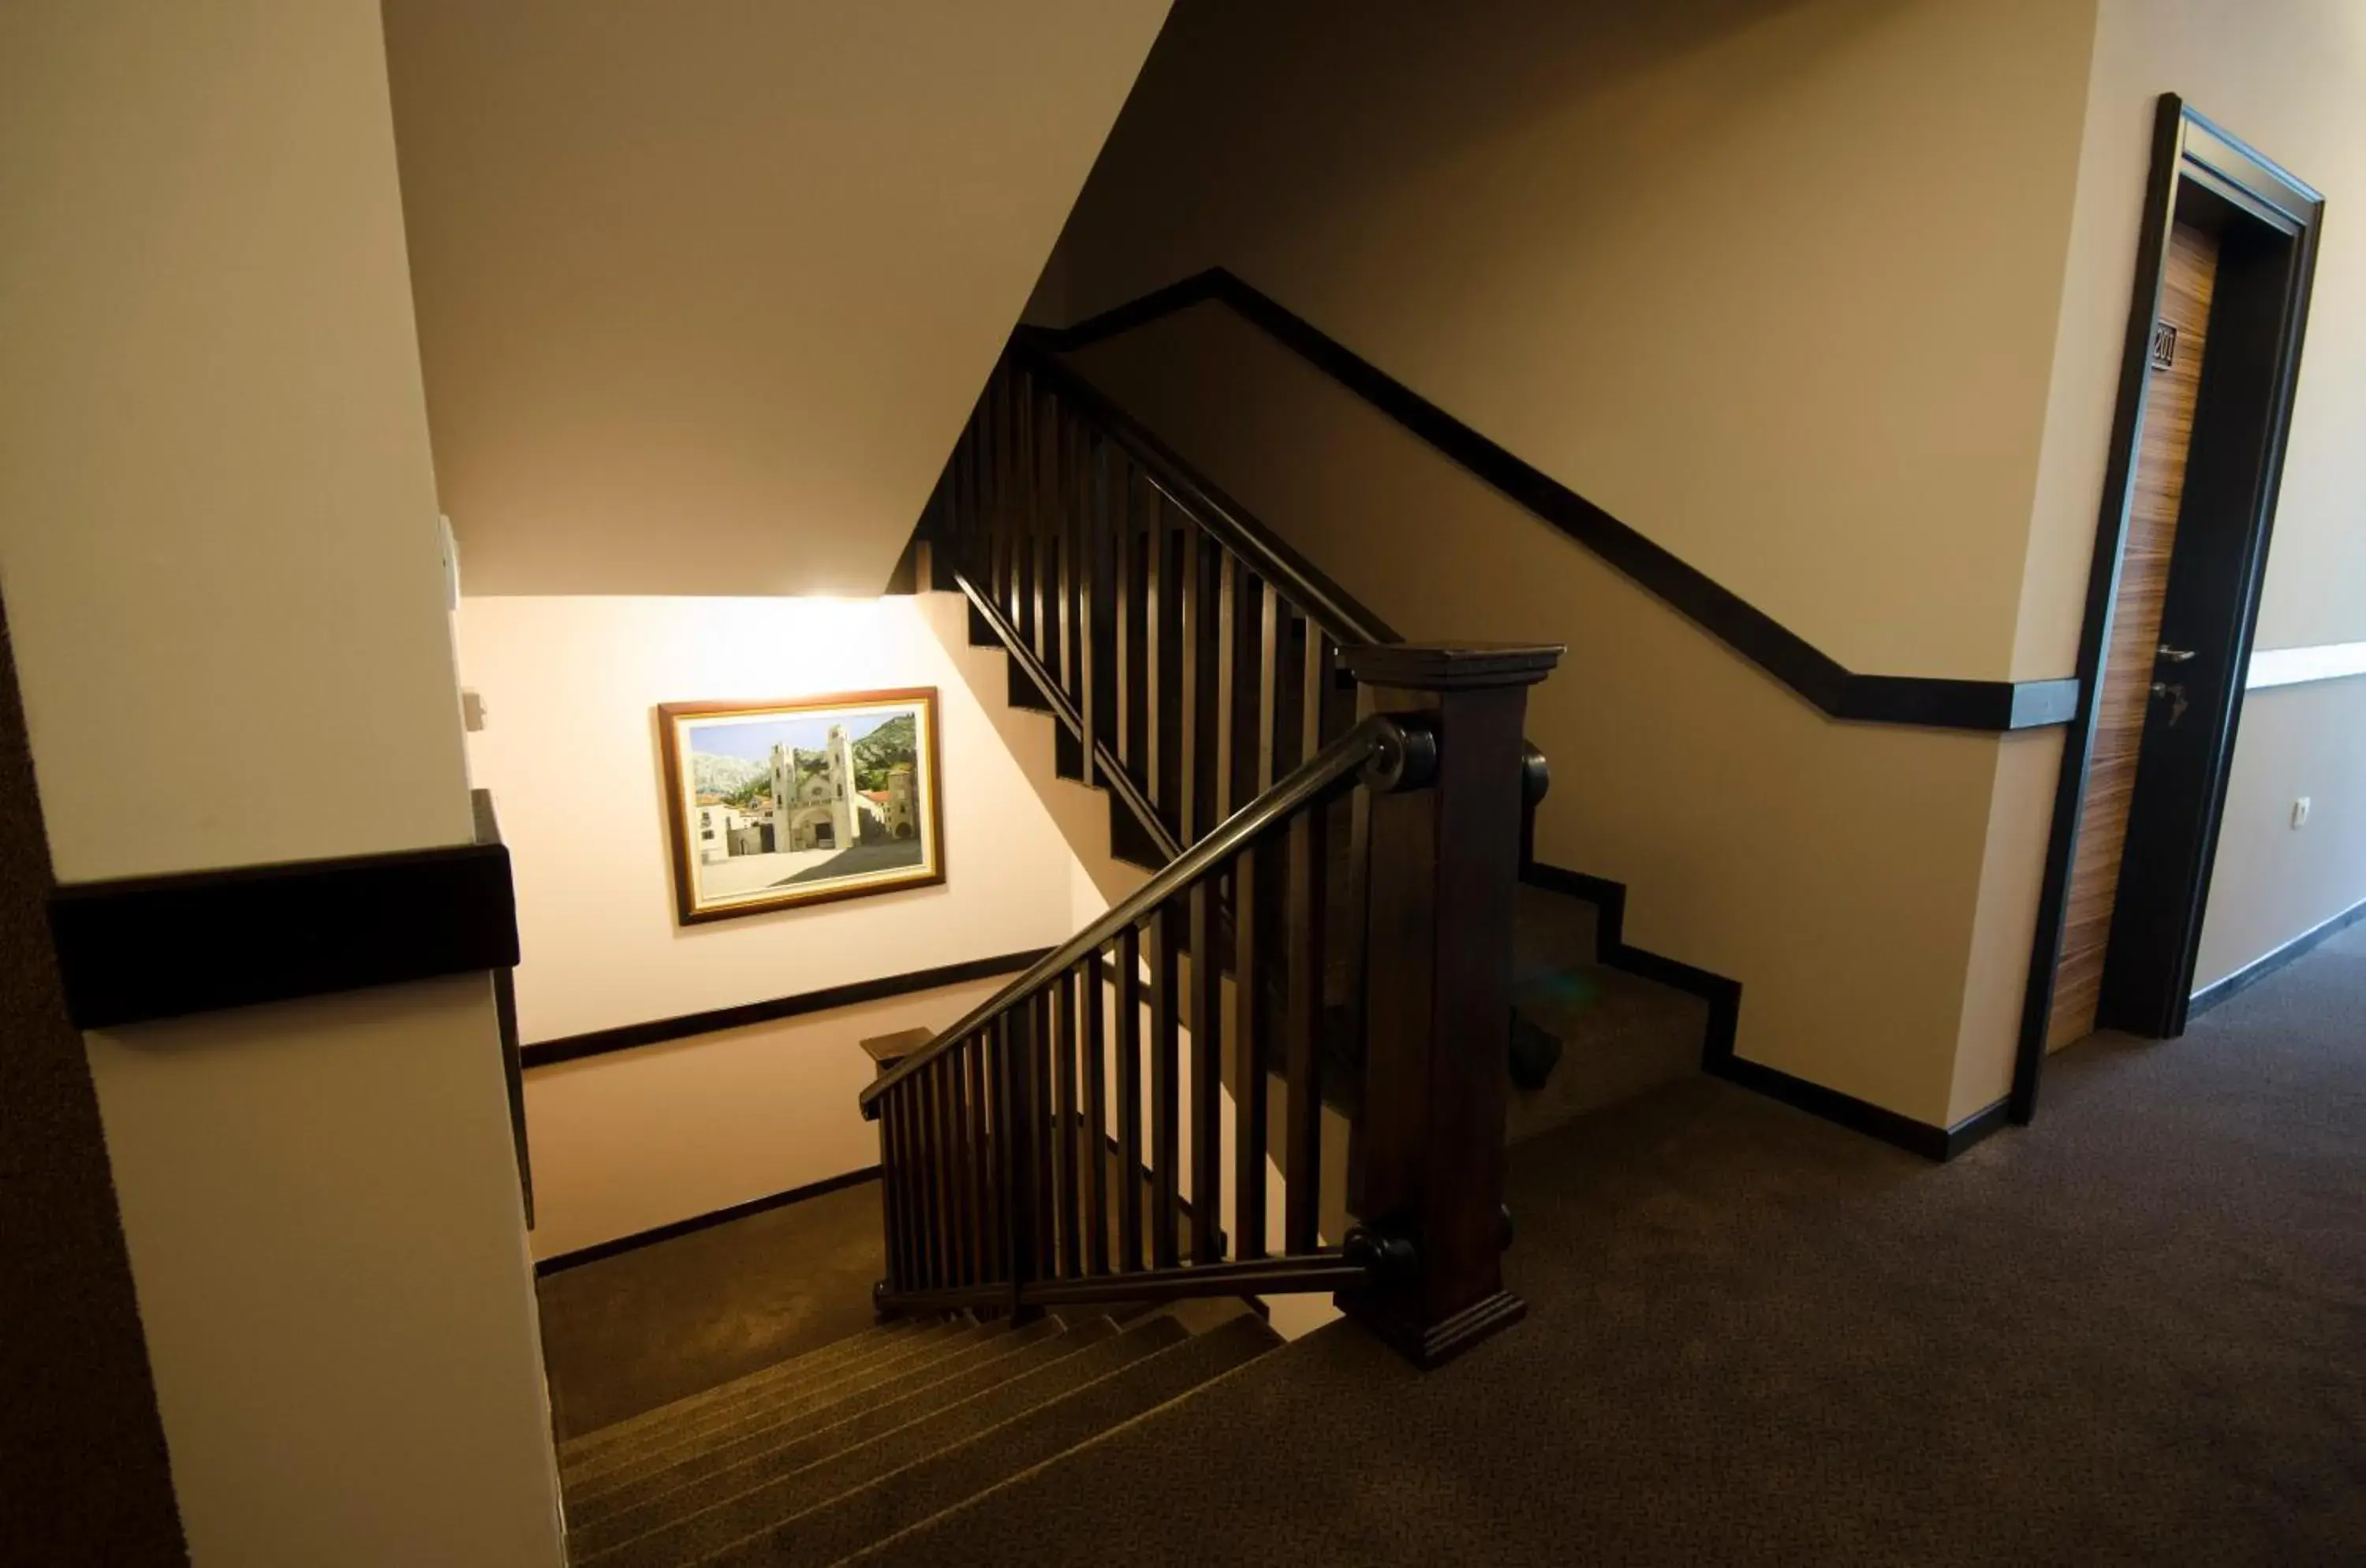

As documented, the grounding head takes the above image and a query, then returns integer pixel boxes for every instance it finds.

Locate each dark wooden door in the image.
[2050,218,2221,1051]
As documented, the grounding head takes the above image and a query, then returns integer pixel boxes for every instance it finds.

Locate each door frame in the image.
[2010,95,2323,1123]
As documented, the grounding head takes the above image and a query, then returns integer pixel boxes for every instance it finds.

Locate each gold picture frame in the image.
[656,689,946,924]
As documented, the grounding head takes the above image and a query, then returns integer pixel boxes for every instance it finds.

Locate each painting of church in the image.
[659,689,945,924]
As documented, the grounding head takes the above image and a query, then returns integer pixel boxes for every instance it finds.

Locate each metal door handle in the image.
[2150,681,2189,726]
[2156,644,2197,663]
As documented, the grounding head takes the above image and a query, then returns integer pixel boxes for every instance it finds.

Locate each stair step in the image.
[1106,790,1167,870]
[563,1322,989,1488]
[565,1316,1092,1533]
[694,1315,1281,1568]
[558,1320,944,1467]
[1506,960,1707,1144]
[583,1316,1186,1568]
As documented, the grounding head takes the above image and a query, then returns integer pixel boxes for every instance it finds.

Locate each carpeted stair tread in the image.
[559,1319,951,1466]
[1512,881,1602,980]
[582,1316,1184,1568]
[563,1322,993,1487]
[1506,958,1708,1144]
[565,1315,1099,1534]
[692,1314,1282,1568]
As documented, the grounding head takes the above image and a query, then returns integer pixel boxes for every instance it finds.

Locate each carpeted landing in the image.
[859,923,2366,1566]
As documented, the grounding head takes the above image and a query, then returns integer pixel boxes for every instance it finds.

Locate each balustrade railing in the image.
[862,340,1564,1366]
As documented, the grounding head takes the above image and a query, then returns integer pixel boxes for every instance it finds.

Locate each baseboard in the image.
[533,1166,881,1277]
[1708,1054,2005,1163]
[1521,859,2002,1163]
[1521,860,1741,1062]
[2187,895,2366,1020]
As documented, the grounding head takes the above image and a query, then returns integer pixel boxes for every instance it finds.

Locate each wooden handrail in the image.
[859,711,1423,1115]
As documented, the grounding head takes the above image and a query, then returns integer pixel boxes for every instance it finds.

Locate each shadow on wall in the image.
[1043,0,1878,315]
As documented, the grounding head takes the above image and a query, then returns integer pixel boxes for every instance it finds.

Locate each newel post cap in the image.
[1342,642,1565,691]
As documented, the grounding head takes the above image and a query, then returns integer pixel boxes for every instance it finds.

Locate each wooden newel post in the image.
[1339,642,1563,1368]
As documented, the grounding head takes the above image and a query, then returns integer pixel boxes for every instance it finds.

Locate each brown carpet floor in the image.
[875,923,2366,1566]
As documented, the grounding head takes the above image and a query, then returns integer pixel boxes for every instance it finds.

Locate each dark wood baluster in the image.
[988,370,1010,617]
[968,1042,996,1286]
[1155,506,1185,838]
[967,1036,994,1284]
[1054,969,1081,1279]
[1256,588,1282,793]
[903,1077,930,1293]
[1065,413,1088,767]
[1302,629,1330,767]
[1120,467,1145,780]
[935,1051,961,1287]
[1000,1010,1041,1315]
[1177,521,1200,843]
[1032,994,1057,1282]
[900,1088,927,1289]
[1053,413,1076,722]
[937,1055,965,1286]
[1283,804,1329,1254]
[1232,838,1271,1261]
[965,416,988,584]
[876,1087,902,1292]
[1214,554,1242,825]
[967,415,984,569]
[1188,873,1223,1264]
[1142,488,1166,823]
[1082,948,1110,1275]
[1026,382,1048,666]
[1016,378,1037,650]
[1271,609,1309,784]
[1191,536,1224,842]
[1084,434,1114,790]
[1003,368,1024,632]
[1149,905,1182,1268]
[927,1060,957,1288]
[1114,926,1144,1272]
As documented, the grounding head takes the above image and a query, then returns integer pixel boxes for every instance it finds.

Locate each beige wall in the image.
[1041,0,2099,680]
[1073,310,2010,1126]
[1040,0,2121,1126]
[457,593,1089,1253]
[524,977,1006,1260]
[89,981,561,1565]
[0,3,564,1563]
[1,2,473,882]
[384,0,1172,598]
[2027,0,2366,982]
[457,595,1082,1040]
[2196,678,2366,984]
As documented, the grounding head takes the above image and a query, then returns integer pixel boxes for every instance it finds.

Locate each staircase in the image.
[919,338,1708,1148]
[557,330,1717,1566]
[556,1306,1280,1566]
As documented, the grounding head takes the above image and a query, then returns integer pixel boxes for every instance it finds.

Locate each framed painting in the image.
[656,688,946,924]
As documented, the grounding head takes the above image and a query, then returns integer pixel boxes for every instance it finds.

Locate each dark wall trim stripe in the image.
[47,841,518,1030]
[1522,859,2002,1163]
[1034,271,2078,734]
[2186,895,2366,1021]
[534,1167,881,1277]
[520,949,1052,1070]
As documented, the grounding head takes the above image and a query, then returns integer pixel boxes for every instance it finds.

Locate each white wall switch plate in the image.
[2292,797,2311,829]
